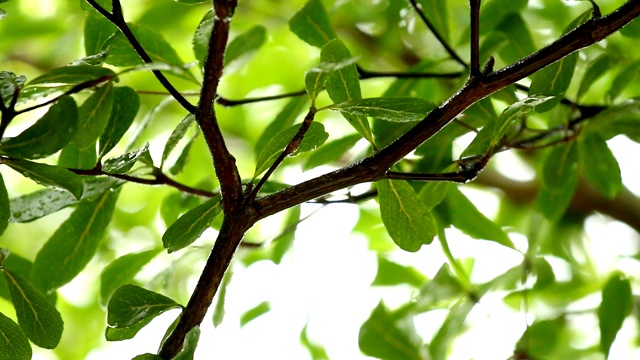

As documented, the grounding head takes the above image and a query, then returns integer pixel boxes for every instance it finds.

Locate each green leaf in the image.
[58,141,97,170]
[162,195,222,253]
[289,0,336,48]
[9,177,122,223]
[84,14,117,55]
[192,10,214,68]
[132,354,163,360]
[415,264,465,312]
[99,86,140,157]
[303,134,360,171]
[100,248,163,306]
[0,174,8,236]
[107,284,181,328]
[372,256,426,287]
[588,99,640,142]
[300,324,329,360]
[496,14,536,64]
[75,82,114,150]
[102,144,150,174]
[577,54,613,100]
[429,299,475,360]
[253,122,329,178]
[169,129,199,175]
[240,301,271,327]
[598,272,632,358]
[0,311,31,360]
[31,189,120,292]
[444,186,513,248]
[304,57,359,103]
[323,97,436,122]
[0,96,77,159]
[320,39,374,145]
[255,97,308,153]
[270,206,301,264]
[619,16,640,38]
[161,114,195,169]
[0,71,26,107]
[174,0,208,4]
[537,141,579,221]
[105,315,155,341]
[358,301,427,360]
[212,267,233,328]
[2,270,64,348]
[533,257,555,290]
[578,133,622,199]
[515,318,564,358]
[377,179,437,252]
[4,159,83,199]
[171,326,200,360]
[225,25,267,67]
[608,60,640,101]
[417,0,448,42]
[0,252,33,302]
[27,65,115,86]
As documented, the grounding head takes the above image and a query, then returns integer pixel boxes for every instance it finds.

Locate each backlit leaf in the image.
[31,189,120,292]
[496,14,536,64]
[429,299,475,360]
[107,284,181,328]
[172,326,200,360]
[255,97,308,153]
[253,122,329,178]
[324,97,436,122]
[0,96,77,159]
[240,301,271,327]
[212,267,233,328]
[515,318,564,358]
[372,256,427,287]
[75,82,113,150]
[537,141,579,220]
[598,272,632,358]
[415,264,465,312]
[58,142,97,170]
[162,195,222,253]
[0,312,31,360]
[2,270,63,348]
[578,133,622,199]
[161,114,195,169]
[4,159,83,199]
[300,324,329,360]
[0,174,7,236]
[289,0,336,48]
[27,65,115,86]
[377,179,437,252]
[577,54,612,100]
[304,57,359,103]
[102,144,150,174]
[192,10,213,68]
[270,206,301,264]
[100,248,163,305]
[417,0,448,42]
[303,134,360,171]
[588,99,640,142]
[225,25,267,66]
[608,60,640,101]
[84,14,117,55]
[99,86,140,157]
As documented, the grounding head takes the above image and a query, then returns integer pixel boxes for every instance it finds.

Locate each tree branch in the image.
[469,0,482,77]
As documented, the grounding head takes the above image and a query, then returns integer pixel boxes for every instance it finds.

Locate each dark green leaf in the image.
[75,82,114,150]
[0,252,32,302]
[84,14,117,55]
[444,186,513,248]
[377,179,437,252]
[496,14,536,64]
[0,71,26,107]
[100,248,163,306]
[102,144,150,174]
[598,272,632,358]
[107,284,181,328]
[533,257,555,290]
[537,141,579,220]
[372,256,426,287]
[429,299,475,360]
[240,301,271,327]
[320,39,374,144]
[225,25,267,66]
[3,270,63,348]
[588,99,640,142]
[289,0,336,48]
[0,96,77,159]
[253,122,329,178]
[58,141,97,170]
[324,97,436,122]
[103,23,185,69]
[169,129,199,175]
[359,301,427,360]
[192,10,213,68]
[303,134,360,171]
[515,318,563,358]
[132,354,163,360]
[212,267,233,328]
[0,311,31,360]
[577,54,613,100]
[27,65,115,86]
[579,133,622,199]
[417,0,448,42]
[105,316,155,341]
[255,97,308,153]
[162,195,222,253]
[99,86,140,157]
[0,174,7,236]
[300,324,329,360]
[608,60,640,102]
[161,114,195,169]
[271,206,301,264]
[31,189,120,292]
[171,326,200,360]
[619,16,640,38]
[4,159,83,199]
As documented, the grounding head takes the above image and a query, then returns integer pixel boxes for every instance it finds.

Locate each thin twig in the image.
[470,0,482,76]
[357,65,463,79]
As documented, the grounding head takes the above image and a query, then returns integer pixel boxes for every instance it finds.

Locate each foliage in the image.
[0,0,639,359]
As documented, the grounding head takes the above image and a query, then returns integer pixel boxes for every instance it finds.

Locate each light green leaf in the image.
[4,159,83,199]
[300,324,329,360]
[105,315,155,341]
[415,264,465,313]
[515,318,564,358]
[598,272,632,358]
[253,122,329,178]
[417,0,448,41]
[444,186,513,248]
[84,14,117,56]
[174,0,207,4]
[303,134,360,171]
[608,60,640,101]
[377,179,437,252]
[75,82,114,150]
[99,86,140,157]
[0,311,31,360]
[537,141,579,220]
[304,56,359,103]
[372,256,427,287]
[171,326,200,360]
[107,284,181,328]
[0,96,77,159]
[27,65,115,86]
[212,267,233,328]
[619,16,640,38]
[577,54,613,100]
[162,195,222,253]
[289,0,336,48]
[192,10,213,68]
[0,174,7,236]
[161,114,195,169]
[587,99,640,141]
[132,354,163,360]
[429,299,475,360]
[271,206,301,264]
[358,301,427,360]
[31,189,120,292]
[240,301,271,327]
[255,97,308,153]
[0,71,26,107]
[102,144,150,174]
[225,25,267,66]
[496,14,536,64]
[324,97,436,122]
[169,129,199,175]
[320,39,374,144]
[100,248,163,306]
[58,141,97,170]
[579,133,622,199]
[3,270,64,348]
